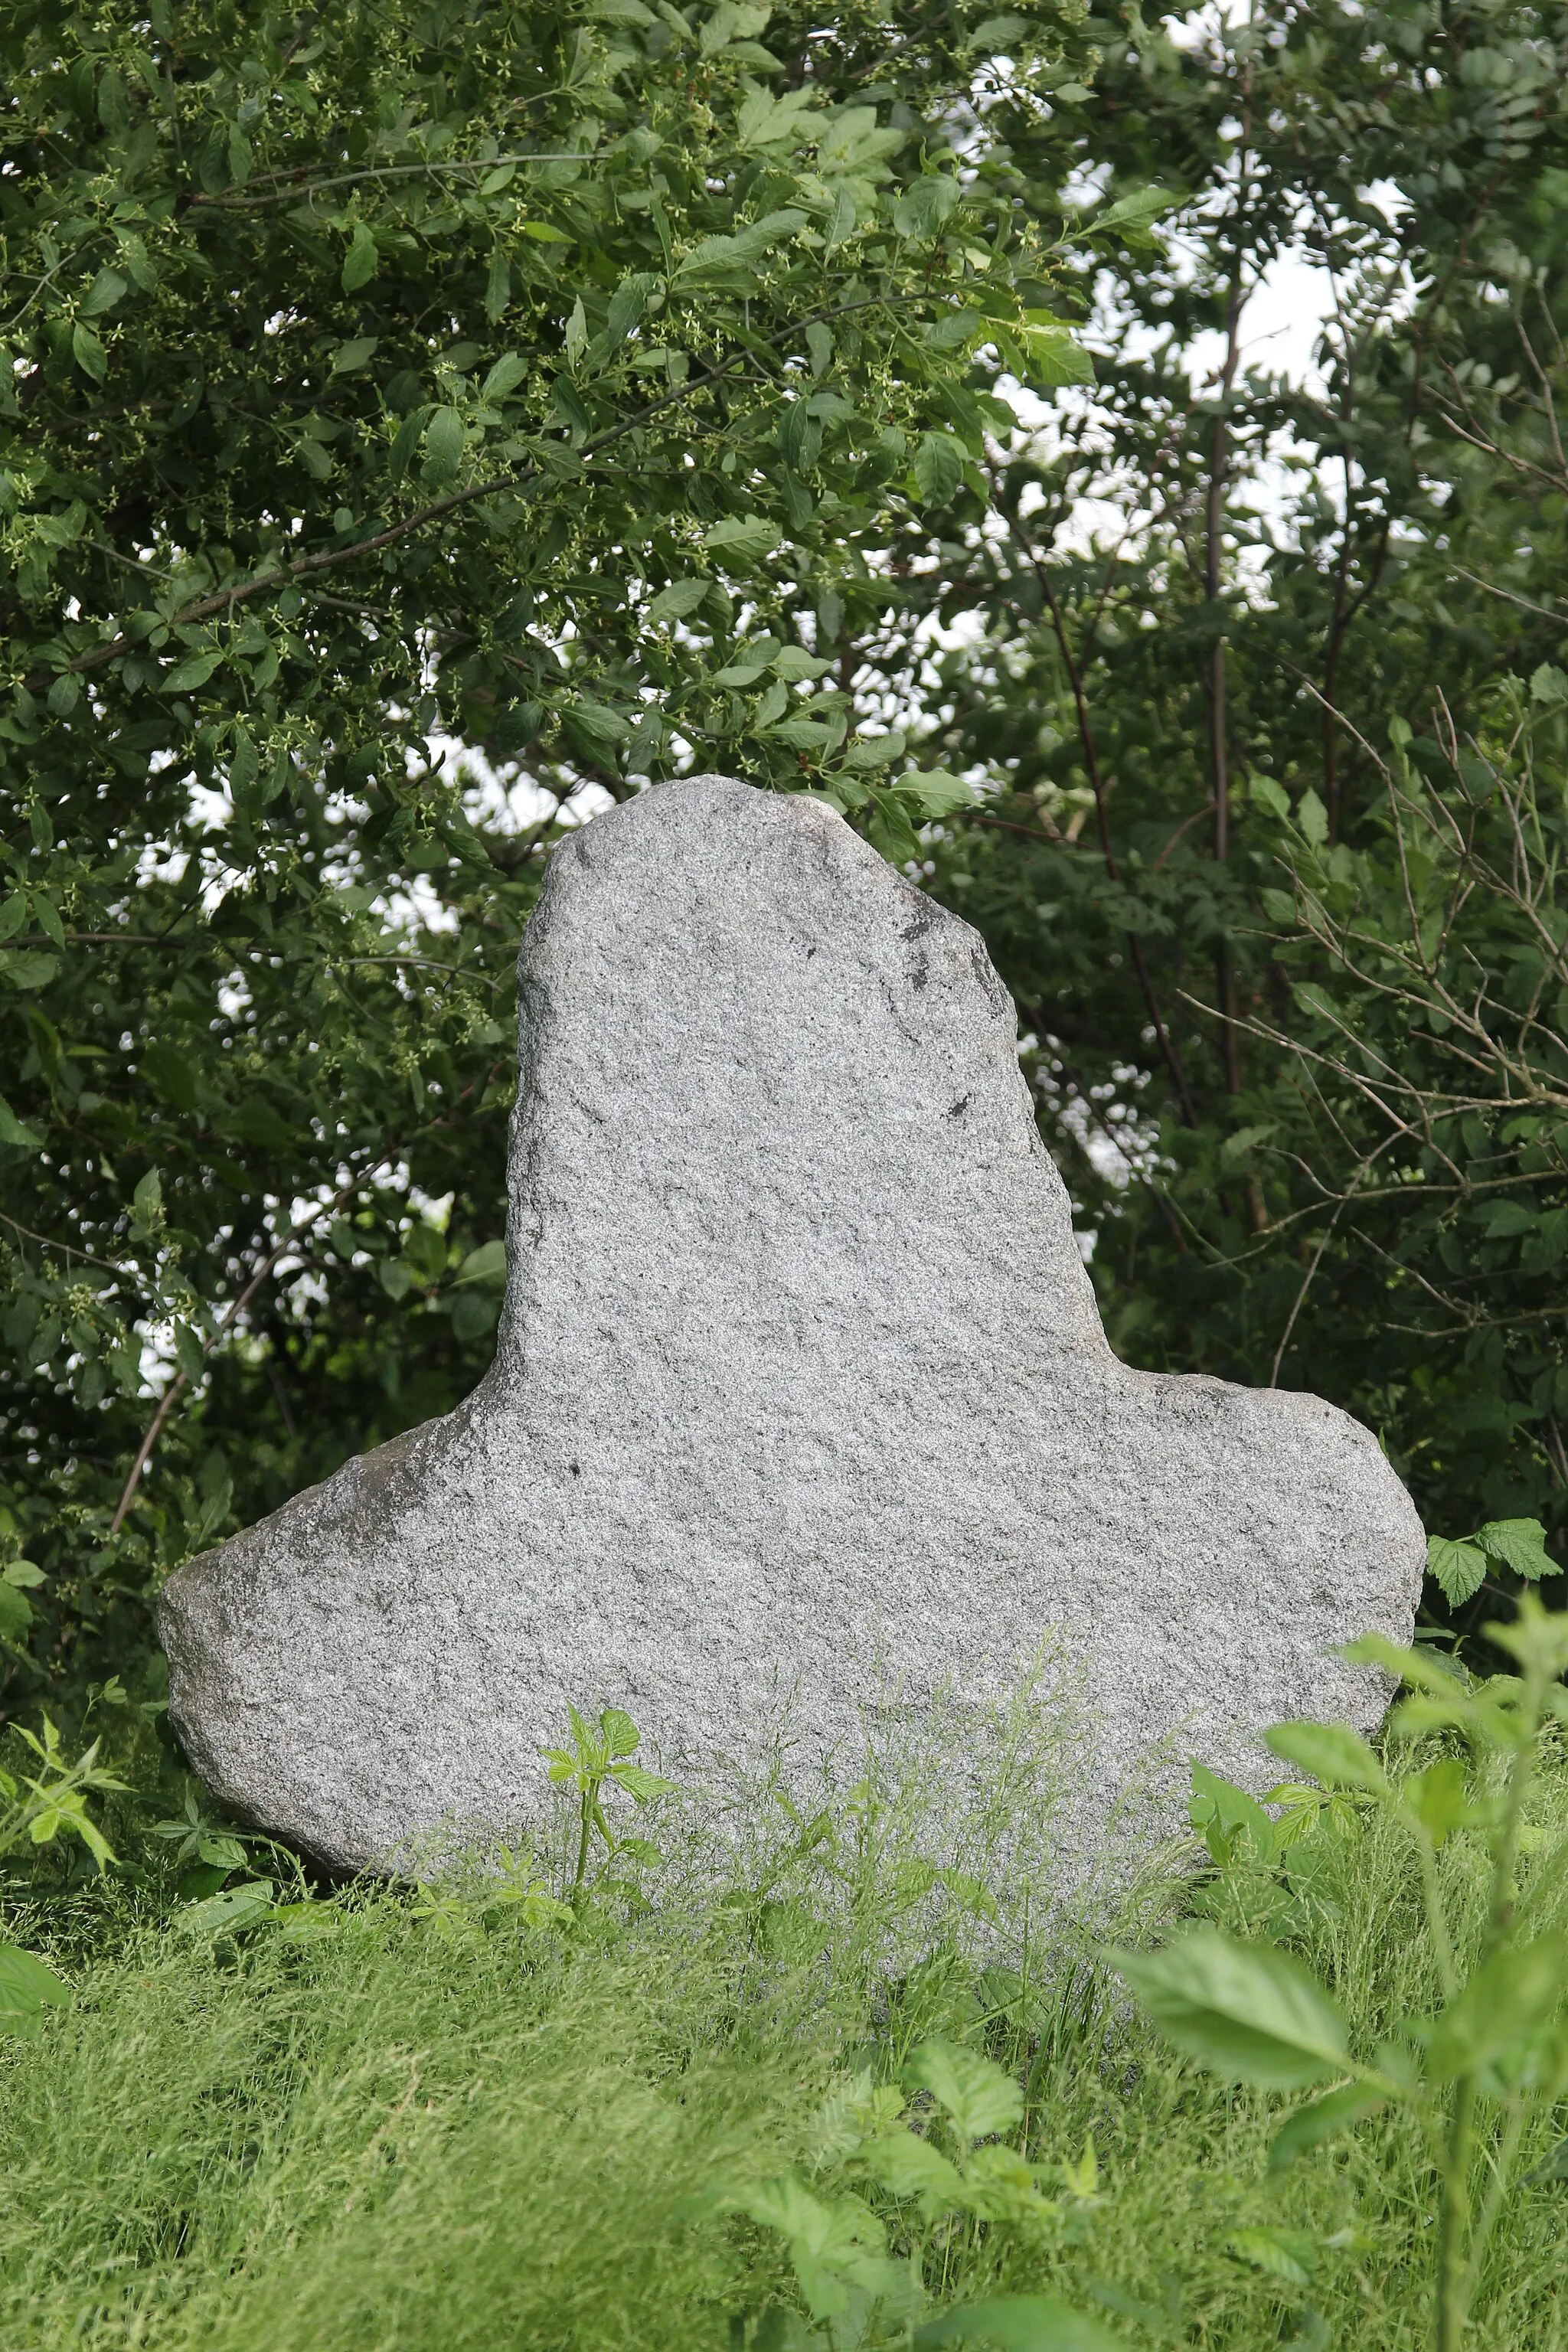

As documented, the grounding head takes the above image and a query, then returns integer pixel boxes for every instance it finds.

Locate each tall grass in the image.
[1,1684,1564,2350]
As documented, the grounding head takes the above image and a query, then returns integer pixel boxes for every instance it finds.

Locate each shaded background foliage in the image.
[1,0,1564,1720]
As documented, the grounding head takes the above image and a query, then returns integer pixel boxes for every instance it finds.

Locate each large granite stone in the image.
[159,776,1424,1872]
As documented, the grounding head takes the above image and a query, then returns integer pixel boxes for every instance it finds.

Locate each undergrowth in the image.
[0,1655,1565,2351]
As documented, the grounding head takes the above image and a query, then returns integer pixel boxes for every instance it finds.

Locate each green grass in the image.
[2,1686,1566,2352]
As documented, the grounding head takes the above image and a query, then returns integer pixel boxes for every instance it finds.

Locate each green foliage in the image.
[541,1700,678,1904]
[1116,1592,1568,2352]
[0,0,1099,1709]
[3,1664,1568,2349]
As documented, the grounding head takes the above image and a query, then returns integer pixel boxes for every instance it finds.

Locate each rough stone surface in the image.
[159,776,1425,1872]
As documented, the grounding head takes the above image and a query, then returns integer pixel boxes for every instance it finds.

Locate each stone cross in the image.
[159,776,1423,1872]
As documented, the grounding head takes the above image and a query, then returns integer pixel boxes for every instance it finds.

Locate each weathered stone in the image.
[159,776,1424,1872]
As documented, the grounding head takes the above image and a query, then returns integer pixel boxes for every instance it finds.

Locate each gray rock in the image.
[158,776,1424,1873]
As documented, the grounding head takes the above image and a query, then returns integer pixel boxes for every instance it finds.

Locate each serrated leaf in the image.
[601,1706,640,1757]
[1110,1926,1349,2089]
[1017,315,1094,387]
[1228,2226,1315,2288]
[1296,786,1329,847]
[1476,1518,1555,1581]
[454,1239,507,1286]
[1405,1757,1468,1847]
[607,1760,676,1800]
[1428,1536,1488,1605]
[858,2132,968,2209]
[897,768,974,818]
[913,431,964,505]
[1,950,59,991]
[903,2040,1023,2141]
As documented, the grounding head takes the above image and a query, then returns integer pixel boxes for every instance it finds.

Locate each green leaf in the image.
[1426,1937,1568,2082]
[1093,187,1175,247]
[1296,786,1329,847]
[914,2297,1127,2350]
[142,1040,198,1112]
[649,578,712,620]
[485,247,511,323]
[163,649,223,694]
[454,1239,507,1286]
[1189,1762,1278,1865]
[341,224,378,292]
[422,405,466,485]
[0,949,59,991]
[858,2132,968,2210]
[913,431,964,505]
[606,1760,676,1800]
[866,789,922,864]
[601,1706,640,1757]
[71,322,108,382]
[1263,1721,1387,1795]
[897,769,974,818]
[176,1880,276,1938]
[330,336,380,374]
[0,1944,71,2038]
[1428,1536,1488,1606]
[0,1094,44,1152]
[1109,1927,1350,2089]
[80,266,128,317]
[894,175,959,240]
[1016,315,1093,387]
[903,2040,1023,2141]
[1476,1518,1556,1582]
[482,352,528,401]
[703,514,782,564]
[0,1582,33,1640]
[1269,2082,1386,2171]
[1228,2226,1315,2288]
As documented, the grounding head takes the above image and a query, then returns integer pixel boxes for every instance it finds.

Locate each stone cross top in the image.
[160,776,1423,1870]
